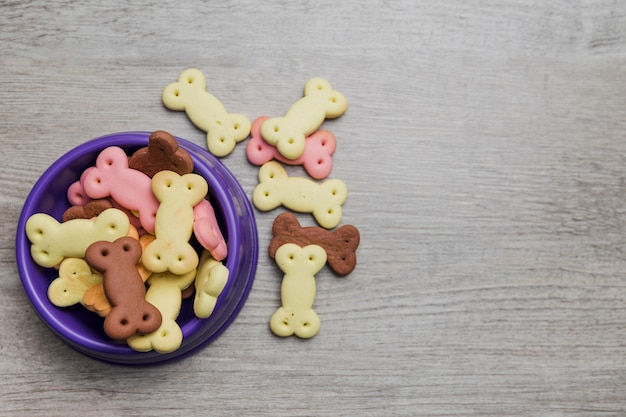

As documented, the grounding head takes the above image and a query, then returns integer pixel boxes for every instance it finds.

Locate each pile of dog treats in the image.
[25,130,229,353]
[24,69,360,355]
[163,68,360,339]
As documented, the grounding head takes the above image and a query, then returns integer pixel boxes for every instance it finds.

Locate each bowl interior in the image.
[16,132,258,365]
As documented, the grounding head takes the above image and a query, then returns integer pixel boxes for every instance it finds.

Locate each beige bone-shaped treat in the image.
[193,250,229,319]
[270,243,327,339]
[162,68,251,157]
[47,258,103,308]
[25,208,130,268]
[127,269,196,353]
[252,161,347,229]
[142,170,208,275]
[260,77,347,160]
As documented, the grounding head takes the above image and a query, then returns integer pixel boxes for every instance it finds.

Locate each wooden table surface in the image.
[2,1,626,416]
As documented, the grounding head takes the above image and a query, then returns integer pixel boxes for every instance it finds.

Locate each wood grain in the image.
[1,0,626,415]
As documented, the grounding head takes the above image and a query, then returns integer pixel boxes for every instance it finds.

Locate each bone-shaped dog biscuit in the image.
[82,285,112,318]
[26,208,130,268]
[127,269,196,353]
[85,237,162,340]
[128,130,194,178]
[193,250,229,319]
[47,258,103,308]
[193,199,227,261]
[67,168,93,206]
[82,146,159,234]
[82,234,154,317]
[270,243,327,339]
[269,212,360,276]
[252,161,347,229]
[162,68,251,157]
[247,116,337,179]
[62,199,113,222]
[260,77,347,160]
[126,279,183,353]
[67,172,144,233]
[142,170,208,275]
[68,167,144,232]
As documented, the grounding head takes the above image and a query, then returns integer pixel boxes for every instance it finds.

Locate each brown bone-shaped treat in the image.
[268,212,360,276]
[85,236,162,340]
[62,199,113,222]
[128,130,194,178]
[82,234,155,317]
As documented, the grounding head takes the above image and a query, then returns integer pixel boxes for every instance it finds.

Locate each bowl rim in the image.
[15,131,258,365]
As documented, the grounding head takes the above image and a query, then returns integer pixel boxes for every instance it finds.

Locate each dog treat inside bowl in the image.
[16,131,258,365]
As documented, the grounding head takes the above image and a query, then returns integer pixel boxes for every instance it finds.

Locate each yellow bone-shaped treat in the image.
[47,258,102,307]
[126,269,196,354]
[25,208,130,268]
[193,250,229,319]
[142,170,208,275]
[252,161,347,229]
[162,68,251,157]
[270,243,327,339]
[260,77,347,160]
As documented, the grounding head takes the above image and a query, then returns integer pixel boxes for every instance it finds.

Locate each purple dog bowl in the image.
[15,132,258,365]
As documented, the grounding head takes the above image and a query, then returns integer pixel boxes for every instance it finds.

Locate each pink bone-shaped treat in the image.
[67,167,146,236]
[67,168,94,206]
[193,198,227,261]
[67,172,145,231]
[246,116,336,180]
[67,168,145,233]
[82,146,159,234]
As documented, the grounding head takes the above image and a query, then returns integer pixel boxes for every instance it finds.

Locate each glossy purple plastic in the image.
[15,132,258,365]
